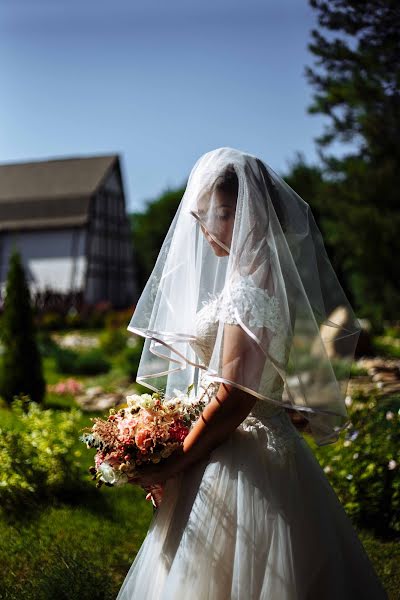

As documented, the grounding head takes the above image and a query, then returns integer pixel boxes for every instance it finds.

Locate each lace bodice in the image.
[192,274,287,407]
[189,274,299,465]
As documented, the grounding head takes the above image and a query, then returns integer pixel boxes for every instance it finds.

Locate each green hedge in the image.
[53,347,111,376]
[98,327,128,356]
[116,338,144,382]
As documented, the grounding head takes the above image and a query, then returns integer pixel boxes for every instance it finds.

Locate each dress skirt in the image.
[116,410,388,600]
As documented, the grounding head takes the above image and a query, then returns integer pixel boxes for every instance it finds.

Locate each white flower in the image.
[141,394,153,402]
[98,461,129,486]
[172,389,191,405]
[343,440,352,447]
[386,411,394,421]
[164,397,177,406]
[346,473,353,480]
[126,393,156,410]
[388,460,397,471]
[353,452,359,459]
[140,394,156,409]
[126,394,142,408]
[345,396,352,407]
[323,465,332,474]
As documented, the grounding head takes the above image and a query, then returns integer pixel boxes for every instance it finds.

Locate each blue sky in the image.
[1,0,336,212]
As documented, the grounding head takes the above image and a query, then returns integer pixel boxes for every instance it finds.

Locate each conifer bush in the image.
[0,249,45,405]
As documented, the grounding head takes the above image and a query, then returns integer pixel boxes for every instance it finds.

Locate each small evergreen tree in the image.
[0,248,46,405]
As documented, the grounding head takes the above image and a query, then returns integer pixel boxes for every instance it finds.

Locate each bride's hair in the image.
[213,164,311,435]
[214,161,288,228]
[214,164,239,200]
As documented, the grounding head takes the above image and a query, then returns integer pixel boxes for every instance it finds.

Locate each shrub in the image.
[36,330,59,357]
[53,347,79,373]
[383,323,400,339]
[53,347,111,376]
[65,311,85,330]
[84,303,112,330]
[372,336,400,359]
[0,249,45,405]
[99,327,128,356]
[118,338,144,381]
[38,311,66,331]
[0,396,83,513]
[104,307,135,330]
[310,390,400,537]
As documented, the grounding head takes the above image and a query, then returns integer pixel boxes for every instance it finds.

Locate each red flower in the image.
[169,422,190,443]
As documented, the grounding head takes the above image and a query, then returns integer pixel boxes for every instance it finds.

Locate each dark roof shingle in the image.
[0,154,119,231]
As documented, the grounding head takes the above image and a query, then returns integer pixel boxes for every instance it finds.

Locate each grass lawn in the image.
[0,482,153,599]
[0,329,398,599]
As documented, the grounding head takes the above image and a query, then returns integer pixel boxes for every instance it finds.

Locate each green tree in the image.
[281,153,354,304]
[305,0,400,328]
[130,185,185,290]
[281,152,326,222]
[0,248,46,405]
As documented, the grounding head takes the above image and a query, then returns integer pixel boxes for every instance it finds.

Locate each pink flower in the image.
[141,410,156,424]
[95,452,105,469]
[50,378,83,395]
[116,416,139,440]
[135,429,154,451]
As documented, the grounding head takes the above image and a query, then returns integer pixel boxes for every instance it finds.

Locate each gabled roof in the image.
[0,154,120,231]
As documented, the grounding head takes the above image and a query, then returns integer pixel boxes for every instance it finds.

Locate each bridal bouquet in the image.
[79,386,207,508]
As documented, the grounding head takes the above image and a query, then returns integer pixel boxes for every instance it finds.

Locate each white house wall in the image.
[0,228,87,296]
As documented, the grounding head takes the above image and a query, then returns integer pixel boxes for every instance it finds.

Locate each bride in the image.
[116,147,388,599]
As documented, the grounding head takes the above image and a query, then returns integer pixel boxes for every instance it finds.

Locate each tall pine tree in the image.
[305,0,400,329]
[0,248,45,405]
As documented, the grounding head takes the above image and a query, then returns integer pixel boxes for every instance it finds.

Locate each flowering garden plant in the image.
[309,389,400,536]
[47,378,84,395]
[79,385,208,508]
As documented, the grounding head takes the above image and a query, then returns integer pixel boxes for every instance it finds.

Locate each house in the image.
[0,153,138,309]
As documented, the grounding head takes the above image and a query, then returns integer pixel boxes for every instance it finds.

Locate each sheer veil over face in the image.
[191,182,237,256]
[127,147,362,446]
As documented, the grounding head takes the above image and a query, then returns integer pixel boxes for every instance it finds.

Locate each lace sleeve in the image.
[217,275,283,334]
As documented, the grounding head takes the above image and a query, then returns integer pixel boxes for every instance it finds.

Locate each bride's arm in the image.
[180,323,263,458]
[130,324,265,486]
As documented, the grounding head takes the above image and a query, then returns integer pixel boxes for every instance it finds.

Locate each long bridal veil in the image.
[127,147,362,447]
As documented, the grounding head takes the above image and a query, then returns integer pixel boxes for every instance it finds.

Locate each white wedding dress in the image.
[116,276,388,600]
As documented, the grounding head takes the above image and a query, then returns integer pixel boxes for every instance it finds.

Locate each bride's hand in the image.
[128,445,186,487]
[127,460,175,487]
[143,483,164,508]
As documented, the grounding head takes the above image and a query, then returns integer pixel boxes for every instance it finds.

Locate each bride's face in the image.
[194,189,237,257]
